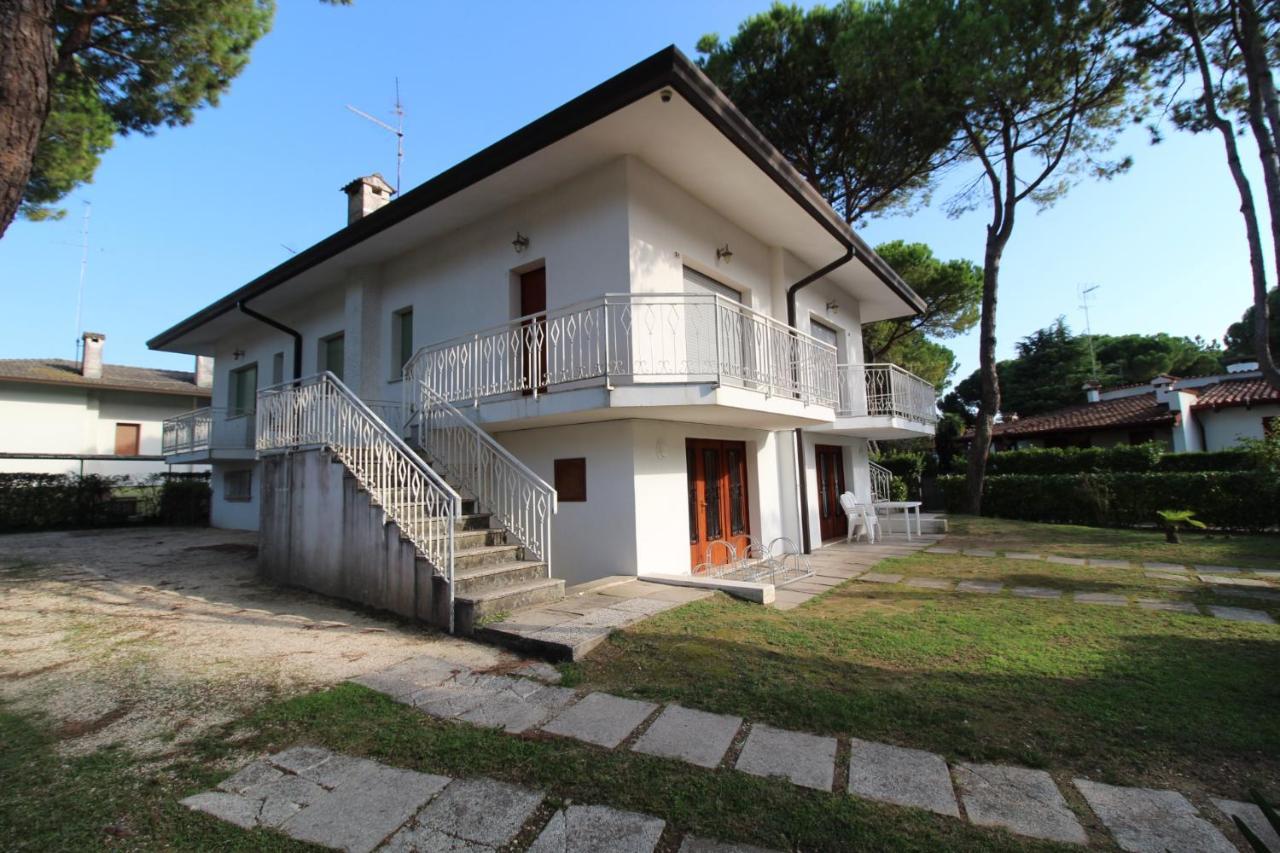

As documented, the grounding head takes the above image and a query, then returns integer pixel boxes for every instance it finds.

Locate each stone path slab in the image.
[1200,574,1274,588]
[954,763,1087,845]
[541,692,657,748]
[846,739,959,817]
[1136,599,1200,615]
[905,577,954,590]
[281,761,451,853]
[528,805,665,853]
[1215,798,1280,851]
[857,572,904,584]
[1146,571,1194,583]
[407,777,543,848]
[735,724,836,791]
[631,704,742,769]
[1206,605,1276,624]
[1074,592,1128,606]
[957,580,1003,594]
[1075,779,1236,853]
[1144,562,1190,572]
[963,548,997,557]
[1091,559,1133,569]
[678,836,780,853]
[1045,555,1087,566]
[1011,586,1062,600]
[1195,565,1245,574]
[1004,552,1045,562]
[928,546,960,554]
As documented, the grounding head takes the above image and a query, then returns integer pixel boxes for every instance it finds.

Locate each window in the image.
[228,363,258,417]
[114,423,140,455]
[224,469,252,502]
[271,351,284,386]
[319,333,345,382]
[392,307,414,376]
[554,458,586,502]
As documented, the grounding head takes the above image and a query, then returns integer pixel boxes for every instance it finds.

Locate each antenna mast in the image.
[346,78,404,195]
[74,201,91,358]
[1079,284,1100,379]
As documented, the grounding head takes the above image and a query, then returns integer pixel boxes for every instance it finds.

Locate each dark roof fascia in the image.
[0,374,211,398]
[149,46,922,351]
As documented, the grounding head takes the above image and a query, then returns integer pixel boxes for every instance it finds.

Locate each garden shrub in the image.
[982,443,1252,475]
[873,451,927,499]
[939,471,1280,531]
[0,472,210,532]
[158,475,211,525]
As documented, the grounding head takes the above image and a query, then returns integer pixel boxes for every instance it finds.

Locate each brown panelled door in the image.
[686,439,750,568]
[114,423,141,456]
[519,268,547,394]
[815,444,846,541]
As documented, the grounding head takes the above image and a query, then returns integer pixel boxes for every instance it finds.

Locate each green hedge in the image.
[939,471,1280,532]
[873,451,928,500]
[0,473,210,532]
[984,443,1251,475]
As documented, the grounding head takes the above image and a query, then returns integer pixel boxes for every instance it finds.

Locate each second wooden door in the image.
[815,444,846,541]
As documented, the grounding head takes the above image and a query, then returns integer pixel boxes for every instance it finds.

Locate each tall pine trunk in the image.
[963,235,1004,514]
[0,0,56,240]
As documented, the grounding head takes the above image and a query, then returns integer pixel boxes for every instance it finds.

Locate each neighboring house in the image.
[982,364,1280,452]
[149,47,937,631]
[0,332,212,477]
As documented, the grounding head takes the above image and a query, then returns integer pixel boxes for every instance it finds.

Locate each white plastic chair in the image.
[839,491,880,543]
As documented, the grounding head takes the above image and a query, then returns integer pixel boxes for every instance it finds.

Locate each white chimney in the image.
[1082,381,1101,404]
[1227,361,1260,373]
[1151,374,1175,405]
[81,332,105,379]
[341,173,395,224]
[195,355,214,389]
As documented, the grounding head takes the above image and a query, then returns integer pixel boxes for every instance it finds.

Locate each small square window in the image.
[554,458,586,502]
[225,470,252,502]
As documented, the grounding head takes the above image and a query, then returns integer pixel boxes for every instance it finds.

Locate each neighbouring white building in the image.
[150,47,937,633]
[0,332,211,478]
[986,363,1280,453]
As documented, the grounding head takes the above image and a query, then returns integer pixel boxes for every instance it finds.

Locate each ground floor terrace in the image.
[2,519,1276,851]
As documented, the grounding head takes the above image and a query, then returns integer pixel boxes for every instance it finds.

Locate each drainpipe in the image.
[786,246,854,555]
[238,301,302,382]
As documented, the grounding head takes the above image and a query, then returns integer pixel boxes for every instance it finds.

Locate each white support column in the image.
[1167,390,1203,453]
[343,266,383,403]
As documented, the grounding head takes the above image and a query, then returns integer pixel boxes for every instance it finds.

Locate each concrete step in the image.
[453,559,547,598]
[454,577,565,635]
[455,543,524,570]
[444,528,508,550]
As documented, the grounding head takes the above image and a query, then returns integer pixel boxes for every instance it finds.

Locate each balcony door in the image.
[683,267,749,380]
[686,438,751,569]
[520,268,547,394]
[815,444,847,541]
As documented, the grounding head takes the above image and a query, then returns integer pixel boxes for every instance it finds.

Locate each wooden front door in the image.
[686,439,751,569]
[519,268,547,394]
[815,444,846,541]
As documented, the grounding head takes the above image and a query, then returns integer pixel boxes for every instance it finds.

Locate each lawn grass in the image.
[573,554,1280,801]
[0,689,1078,853]
[943,514,1280,570]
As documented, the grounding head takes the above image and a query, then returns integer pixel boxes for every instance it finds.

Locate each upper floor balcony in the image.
[821,363,938,439]
[405,292,840,431]
[161,407,255,463]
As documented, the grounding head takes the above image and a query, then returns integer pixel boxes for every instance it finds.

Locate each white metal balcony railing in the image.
[418,384,557,564]
[403,292,840,411]
[255,372,462,630]
[837,364,939,425]
[161,407,256,455]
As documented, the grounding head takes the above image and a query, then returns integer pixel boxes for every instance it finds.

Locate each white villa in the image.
[151,47,937,632]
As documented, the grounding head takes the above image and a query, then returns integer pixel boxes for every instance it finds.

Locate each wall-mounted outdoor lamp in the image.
[233,349,246,361]
[512,232,530,254]
[826,300,839,314]
[716,243,733,263]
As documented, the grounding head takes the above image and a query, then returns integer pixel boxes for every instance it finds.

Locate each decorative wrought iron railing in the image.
[403,292,839,410]
[869,459,893,503]
[836,363,938,425]
[255,373,462,629]
[416,385,557,565]
[161,407,255,455]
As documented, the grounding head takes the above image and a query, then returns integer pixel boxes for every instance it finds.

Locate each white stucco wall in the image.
[210,461,259,530]
[0,381,206,477]
[1199,405,1280,451]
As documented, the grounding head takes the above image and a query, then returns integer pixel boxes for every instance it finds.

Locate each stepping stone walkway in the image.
[1075,779,1237,853]
[183,746,780,853]
[1215,799,1280,851]
[1012,586,1062,600]
[1206,605,1277,624]
[350,654,1256,850]
[957,580,1003,594]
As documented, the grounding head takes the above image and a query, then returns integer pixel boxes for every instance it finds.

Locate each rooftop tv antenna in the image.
[1079,283,1101,379]
[74,201,91,358]
[346,78,404,195]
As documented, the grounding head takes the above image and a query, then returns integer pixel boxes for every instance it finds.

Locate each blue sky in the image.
[0,0,1268,387]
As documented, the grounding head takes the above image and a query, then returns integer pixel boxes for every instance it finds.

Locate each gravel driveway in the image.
[0,526,510,756]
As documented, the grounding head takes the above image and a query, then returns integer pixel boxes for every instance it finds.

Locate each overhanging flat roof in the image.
[149,46,923,354]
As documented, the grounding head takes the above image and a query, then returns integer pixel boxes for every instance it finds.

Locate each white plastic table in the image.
[874,500,923,540]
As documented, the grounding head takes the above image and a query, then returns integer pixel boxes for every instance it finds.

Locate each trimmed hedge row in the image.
[939,471,1280,531]
[0,473,211,532]
[983,443,1252,475]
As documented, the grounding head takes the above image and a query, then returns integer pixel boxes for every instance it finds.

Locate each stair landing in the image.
[475,576,712,661]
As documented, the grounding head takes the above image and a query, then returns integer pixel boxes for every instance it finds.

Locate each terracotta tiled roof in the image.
[1192,378,1280,410]
[0,359,211,398]
[988,392,1175,437]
